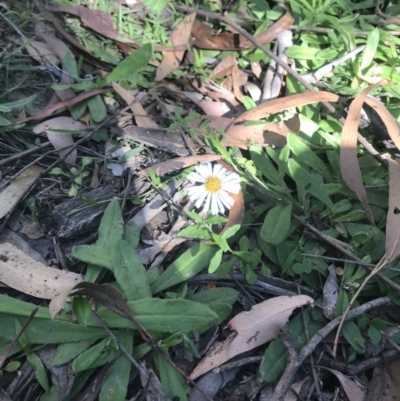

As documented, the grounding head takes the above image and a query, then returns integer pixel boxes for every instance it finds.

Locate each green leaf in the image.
[178,225,212,240]
[250,146,283,186]
[150,244,218,294]
[221,224,241,239]
[100,329,133,401]
[72,338,108,372]
[342,321,365,354]
[260,203,292,245]
[287,133,333,182]
[97,199,124,248]
[95,298,219,333]
[285,45,320,60]
[0,94,36,112]
[27,352,50,392]
[123,220,140,248]
[233,251,261,264]
[112,239,152,301]
[72,296,92,326]
[0,314,106,344]
[52,341,94,366]
[72,245,112,269]
[360,28,380,72]
[208,249,224,274]
[154,352,189,400]
[81,156,92,168]
[288,159,335,212]
[105,43,152,83]
[87,94,107,123]
[368,325,381,343]
[261,310,324,382]
[186,288,239,305]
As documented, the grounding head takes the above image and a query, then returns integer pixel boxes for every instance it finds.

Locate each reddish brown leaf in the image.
[230,92,339,125]
[340,85,376,225]
[191,12,294,50]
[20,89,108,123]
[190,295,314,380]
[385,156,400,263]
[223,116,300,149]
[155,13,196,81]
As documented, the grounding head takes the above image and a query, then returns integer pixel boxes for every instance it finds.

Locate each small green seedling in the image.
[50,156,93,197]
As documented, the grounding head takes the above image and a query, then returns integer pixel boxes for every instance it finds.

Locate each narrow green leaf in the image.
[150,244,218,294]
[288,159,335,212]
[72,296,92,327]
[72,245,113,269]
[186,288,239,305]
[72,338,108,372]
[27,352,50,392]
[100,329,133,401]
[95,298,219,333]
[285,45,319,60]
[154,352,189,401]
[97,199,124,248]
[105,43,152,83]
[250,146,283,186]
[260,203,292,245]
[123,220,140,248]
[287,133,333,182]
[208,249,223,274]
[342,321,365,354]
[52,341,94,366]
[112,240,152,301]
[360,28,380,72]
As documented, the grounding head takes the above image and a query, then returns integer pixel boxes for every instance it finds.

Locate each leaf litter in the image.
[1,1,400,401]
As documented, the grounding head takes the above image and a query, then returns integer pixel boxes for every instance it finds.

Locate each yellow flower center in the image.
[205,176,222,193]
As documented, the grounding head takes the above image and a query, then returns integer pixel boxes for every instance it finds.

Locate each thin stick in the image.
[0,141,52,166]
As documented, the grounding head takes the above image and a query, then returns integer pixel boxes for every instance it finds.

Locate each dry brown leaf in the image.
[25,40,59,65]
[0,242,83,300]
[363,96,400,151]
[340,85,376,225]
[191,12,294,50]
[190,295,314,380]
[195,100,231,117]
[155,12,196,81]
[385,156,400,263]
[284,377,311,401]
[112,83,161,129]
[0,165,43,219]
[139,154,221,177]
[366,360,400,401]
[209,56,237,79]
[33,117,86,164]
[223,115,300,149]
[319,367,365,401]
[230,92,339,125]
[231,64,247,102]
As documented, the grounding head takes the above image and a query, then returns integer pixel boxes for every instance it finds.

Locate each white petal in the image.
[210,194,220,215]
[195,191,209,208]
[206,163,213,177]
[195,164,211,180]
[215,193,227,214]
[212,163,224,178]
[187,185,205,201]
[187,171,207,183]
[216,190,234,208]
[221,172,240,185]
[222,182,241,194]
[203,190,212,214]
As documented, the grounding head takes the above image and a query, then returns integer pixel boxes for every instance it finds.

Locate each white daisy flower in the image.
[187,163,241,215]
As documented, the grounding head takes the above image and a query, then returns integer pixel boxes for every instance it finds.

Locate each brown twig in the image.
[271,297,391,401]
[0,141,52,166]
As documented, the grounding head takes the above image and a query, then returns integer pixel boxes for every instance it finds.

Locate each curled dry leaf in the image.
[0,165,43,219]
[33,117,86,164]
[155,12,196,81]
[319,367,365,401]
[385,157,400,263]
[340,85,377,225]
[0,242,82,301]
[190,295,314,380]
[323,264,339,320]
[230,92,339,125]
[25,40,59,65]
[112,83,161,129]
